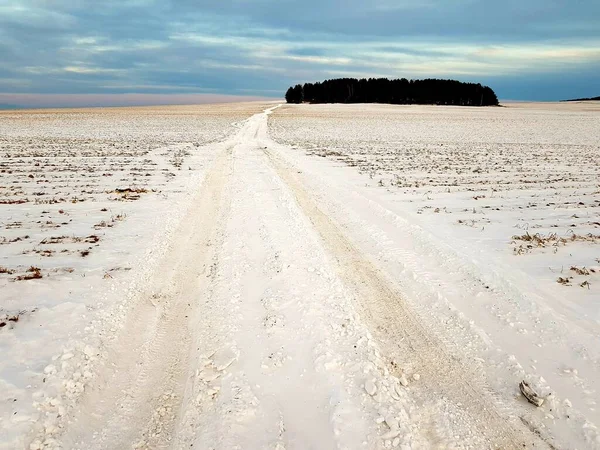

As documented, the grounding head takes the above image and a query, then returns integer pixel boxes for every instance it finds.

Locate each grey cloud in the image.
[1,0,599,102]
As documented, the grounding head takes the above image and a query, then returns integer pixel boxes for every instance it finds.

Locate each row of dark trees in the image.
[562,96,600,102]
[285,78,499,106]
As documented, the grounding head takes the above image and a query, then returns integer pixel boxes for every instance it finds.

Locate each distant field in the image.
[0,101,271,446]
[0,101,269,277]
[269,101,600,447]
[270,101,600,305]
[2,100,599,449]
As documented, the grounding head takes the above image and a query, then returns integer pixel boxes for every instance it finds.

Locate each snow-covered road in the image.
[22,107,553,449]
[10,104,599,449]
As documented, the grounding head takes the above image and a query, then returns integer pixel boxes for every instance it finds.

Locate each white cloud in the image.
[0,3,75,28]
[1,0,599,100]
[63,66,126,74]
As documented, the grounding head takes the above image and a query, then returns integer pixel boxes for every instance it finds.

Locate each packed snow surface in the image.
[1,101,599,449]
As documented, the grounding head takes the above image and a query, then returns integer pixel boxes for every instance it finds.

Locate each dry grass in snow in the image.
[270,101,600,302]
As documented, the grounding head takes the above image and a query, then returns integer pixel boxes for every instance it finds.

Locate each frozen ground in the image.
[270,101,600,448]
[0,102,271,448]
[270,102,600,312]
[0,101,598,449]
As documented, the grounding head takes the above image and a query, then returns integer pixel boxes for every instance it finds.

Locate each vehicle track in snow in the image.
[48,107,547,450]
[260,119,544,449]
[263,149,538,449]
[52,142,234,450]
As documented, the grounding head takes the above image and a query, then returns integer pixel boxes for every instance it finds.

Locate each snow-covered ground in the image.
[0,101,598,449]
[270,102,600,314]
[0,102,270,448]
[270,101,600,448]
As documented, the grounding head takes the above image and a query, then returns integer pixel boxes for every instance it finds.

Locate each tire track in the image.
[47,106,550,449]
[264,147,547,449]
[57,144,233,450]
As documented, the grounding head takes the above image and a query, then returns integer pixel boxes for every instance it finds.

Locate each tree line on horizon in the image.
[561,96,600,102]
[285,77,499,106]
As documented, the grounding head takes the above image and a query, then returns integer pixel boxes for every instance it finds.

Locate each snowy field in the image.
[270,101,600,448]
[271,102,600,304]
[1,101,599,449]
[0,102,270,448]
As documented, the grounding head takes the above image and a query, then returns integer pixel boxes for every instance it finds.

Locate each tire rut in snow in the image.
[264,147,546,449]
[56,145,233,450]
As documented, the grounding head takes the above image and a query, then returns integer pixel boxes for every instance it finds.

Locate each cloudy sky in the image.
[1,0,599,106]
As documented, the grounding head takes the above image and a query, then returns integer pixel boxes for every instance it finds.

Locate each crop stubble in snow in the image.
[269,102,600,448]
[270,102,600,311]
[0,102,270,448]
[1,101,599,449]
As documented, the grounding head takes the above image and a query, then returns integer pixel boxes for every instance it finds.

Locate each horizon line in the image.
[0,93,280,109]
[0,93,590,111]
